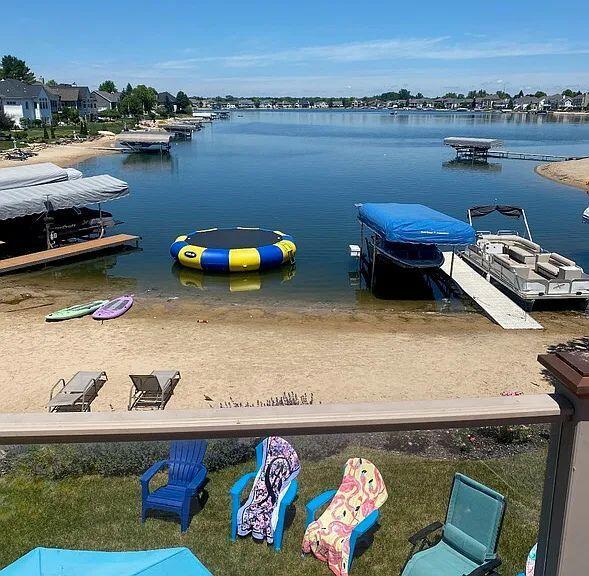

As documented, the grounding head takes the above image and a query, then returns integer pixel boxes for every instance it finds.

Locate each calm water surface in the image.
[19,111,589,309]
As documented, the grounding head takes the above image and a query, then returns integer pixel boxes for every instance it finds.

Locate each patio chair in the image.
[230,437,300,551]
[401,473,506,576]
[47,371,107,413]
[302,458,388,576]
[128,370,180,410]
[141,439,208,533]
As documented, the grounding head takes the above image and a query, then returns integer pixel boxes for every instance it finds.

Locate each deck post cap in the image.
[538,351,589,399]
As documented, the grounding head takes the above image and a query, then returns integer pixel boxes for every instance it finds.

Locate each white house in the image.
[0,79,53,126]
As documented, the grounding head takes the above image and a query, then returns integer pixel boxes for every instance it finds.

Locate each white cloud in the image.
[154,36,589,70]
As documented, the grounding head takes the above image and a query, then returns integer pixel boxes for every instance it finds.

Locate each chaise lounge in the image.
[47,371,107,413]
[128,370,180,410]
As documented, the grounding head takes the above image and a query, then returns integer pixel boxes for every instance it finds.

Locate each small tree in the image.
[175,91,191,114]
[43,124,49,141]
[99,80,117,93]
[0,109,14,131]
[50,125,55,139]
[79,119,88,136]
[46,79,58,87]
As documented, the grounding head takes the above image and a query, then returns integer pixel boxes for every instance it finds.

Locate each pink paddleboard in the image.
[92,295,134,320]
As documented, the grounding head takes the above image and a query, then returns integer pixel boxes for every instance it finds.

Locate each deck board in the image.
[0,234,139,274]
[441,252,543,330]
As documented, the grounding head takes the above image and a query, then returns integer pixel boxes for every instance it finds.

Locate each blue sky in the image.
[2,0,588,97]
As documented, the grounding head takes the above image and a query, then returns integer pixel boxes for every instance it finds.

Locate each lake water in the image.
[19,110,589,309]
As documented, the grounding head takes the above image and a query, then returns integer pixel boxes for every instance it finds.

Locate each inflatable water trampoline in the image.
[170,227,296,272]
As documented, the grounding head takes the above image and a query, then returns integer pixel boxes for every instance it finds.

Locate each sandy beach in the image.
[0,284,586,414]
[0,136,119,169]
[536,158,589,191]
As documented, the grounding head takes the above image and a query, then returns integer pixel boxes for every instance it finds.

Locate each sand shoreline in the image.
[0,136,120,169]
[536,158,589,191]
[0,282,587,415]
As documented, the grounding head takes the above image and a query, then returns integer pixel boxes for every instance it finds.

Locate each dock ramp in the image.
[441,253,543,330]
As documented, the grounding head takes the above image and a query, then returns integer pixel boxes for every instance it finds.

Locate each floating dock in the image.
[0,234,140,275]
[444,137,503,162]
[440,252,543,330]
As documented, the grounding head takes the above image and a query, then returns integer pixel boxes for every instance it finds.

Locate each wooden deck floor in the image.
[0,234,140,275]
[441,252,543,330]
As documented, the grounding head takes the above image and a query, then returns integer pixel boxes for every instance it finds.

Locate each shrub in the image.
[4,438,259,480]
[479,425,533,445]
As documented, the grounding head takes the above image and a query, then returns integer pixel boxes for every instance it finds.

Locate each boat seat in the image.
[550,252,576,267]
[494,254,528,271]
[508,246,536,264]
[537,261,559,278]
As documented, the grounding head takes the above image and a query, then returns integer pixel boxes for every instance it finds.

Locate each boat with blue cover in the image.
[357,203,475,270]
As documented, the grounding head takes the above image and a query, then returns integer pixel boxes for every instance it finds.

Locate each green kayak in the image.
[45,300,109,322]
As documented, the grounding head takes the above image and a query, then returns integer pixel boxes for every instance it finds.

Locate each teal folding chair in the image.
[401,473,506,576]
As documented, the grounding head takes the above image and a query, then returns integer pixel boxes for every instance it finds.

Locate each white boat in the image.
[462,205,589,308]
[583,206,589,222]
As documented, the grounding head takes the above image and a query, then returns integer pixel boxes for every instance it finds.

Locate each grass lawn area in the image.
[0,446,545,575]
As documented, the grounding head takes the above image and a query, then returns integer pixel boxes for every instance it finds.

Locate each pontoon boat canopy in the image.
[0,175,128,220]
[468,205,524,218]
[443,137,503,149]
[358,203,476,245]
[0,163,82,191]
[115,132,172,144]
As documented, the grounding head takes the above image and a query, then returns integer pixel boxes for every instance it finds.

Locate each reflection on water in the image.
[442,160,502,173]
[27,110,589,309]
[121,152,179,173]
[174,263,296,293]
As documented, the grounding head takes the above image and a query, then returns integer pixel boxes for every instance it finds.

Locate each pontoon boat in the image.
[462,205,589,308]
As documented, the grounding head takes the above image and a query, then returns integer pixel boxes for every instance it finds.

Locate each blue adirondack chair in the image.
[141,440,208,533]
[401,473,506,576]
[305,478,382,572]
[229,439,299,551]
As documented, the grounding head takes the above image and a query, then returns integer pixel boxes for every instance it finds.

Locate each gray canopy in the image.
[0,163,82,191]
[0,175,129,220]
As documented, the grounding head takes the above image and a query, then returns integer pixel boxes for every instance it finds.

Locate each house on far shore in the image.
[572,92,589,110]
[513,96,541,112]
[238,99,255,108]
[157,92,177,112]
[92,90,121,112]
[541,94,573,111]
[47,84,96,118]
[0,78,53,126]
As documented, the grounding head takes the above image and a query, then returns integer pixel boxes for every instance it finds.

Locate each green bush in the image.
[4,438,259,480]
[479,425,533,445]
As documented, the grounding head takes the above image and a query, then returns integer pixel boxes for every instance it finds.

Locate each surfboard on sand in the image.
[46,300,109,322]
[92,295,133,320]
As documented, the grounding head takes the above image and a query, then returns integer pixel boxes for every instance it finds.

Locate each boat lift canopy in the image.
[0,175,129,220]
[0,163,82,191]
[358,203,476,246]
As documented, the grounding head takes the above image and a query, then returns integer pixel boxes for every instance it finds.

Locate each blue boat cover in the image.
[358,203,475,245]
[0,547,212,576]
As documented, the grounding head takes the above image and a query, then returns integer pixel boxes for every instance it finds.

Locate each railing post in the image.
[537,351,589,576]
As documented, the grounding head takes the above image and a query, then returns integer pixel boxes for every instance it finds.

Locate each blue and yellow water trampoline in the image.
[170,227,296,272]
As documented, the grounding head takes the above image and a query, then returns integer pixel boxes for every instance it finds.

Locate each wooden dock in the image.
[441,252,543,330]
[487,150,587,162]
[0,234,140,275]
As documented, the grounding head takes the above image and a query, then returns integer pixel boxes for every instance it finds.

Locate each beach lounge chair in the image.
[302,458,388,576]
[47,371,107,412]
[230,437,300,551]
[141,440,208,533]
[401,473,506,576]
[127,370,180,410]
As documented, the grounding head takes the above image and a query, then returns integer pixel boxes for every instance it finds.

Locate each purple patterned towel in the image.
[237,436,301,544]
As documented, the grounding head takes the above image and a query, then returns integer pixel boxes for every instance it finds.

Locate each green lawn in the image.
[0,447,544,575]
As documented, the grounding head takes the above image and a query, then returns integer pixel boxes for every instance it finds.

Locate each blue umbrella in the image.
[0,547,212,575]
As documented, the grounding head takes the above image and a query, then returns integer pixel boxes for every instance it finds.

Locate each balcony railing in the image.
[0,349,587,575]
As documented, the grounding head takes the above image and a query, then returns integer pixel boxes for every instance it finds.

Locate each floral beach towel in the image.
[302,458,387,576]
[237,436,300,544]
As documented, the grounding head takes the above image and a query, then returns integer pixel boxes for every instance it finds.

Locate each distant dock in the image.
[444,137,588,163]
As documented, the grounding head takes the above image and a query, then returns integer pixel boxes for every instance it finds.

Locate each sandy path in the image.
[0,136,119,169]
[0,293,586,414]
[536,158,589,191]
